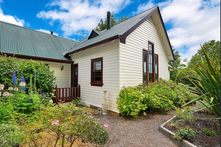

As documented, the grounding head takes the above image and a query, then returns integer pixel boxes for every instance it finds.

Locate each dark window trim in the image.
[91,57,103,87]
[148,41,155,83]
[143,49,148,85]
[71,63,78,87]
[154,54,159,82]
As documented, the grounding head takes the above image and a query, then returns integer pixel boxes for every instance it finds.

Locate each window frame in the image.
[143,49,148,85]
[148,41,155,83]
[154,54,159,82]
[91,57,103,86]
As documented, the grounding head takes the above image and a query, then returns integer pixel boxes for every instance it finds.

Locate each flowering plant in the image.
[0,84,4,90]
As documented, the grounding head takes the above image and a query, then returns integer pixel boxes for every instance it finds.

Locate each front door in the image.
[71,64,78,87]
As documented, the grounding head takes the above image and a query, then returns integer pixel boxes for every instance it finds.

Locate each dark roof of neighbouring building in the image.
[0,21,78,62]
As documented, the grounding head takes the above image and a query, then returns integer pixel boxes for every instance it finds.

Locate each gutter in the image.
[1,52,74,64]
[64,35,121,57]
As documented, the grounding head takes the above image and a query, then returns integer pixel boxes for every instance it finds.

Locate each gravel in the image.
[94,111,178,147]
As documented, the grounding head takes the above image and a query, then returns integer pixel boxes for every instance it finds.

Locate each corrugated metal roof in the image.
[64,6,158,55]
[0,21,78,61]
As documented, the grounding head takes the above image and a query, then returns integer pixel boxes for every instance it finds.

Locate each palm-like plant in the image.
[184,45,220,118]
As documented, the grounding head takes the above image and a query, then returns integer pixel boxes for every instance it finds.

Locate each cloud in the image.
[133,0,154,15]
[37,29,58,36]
[134,0,220,62]
[37,0,130,37]
[0,7,25,26]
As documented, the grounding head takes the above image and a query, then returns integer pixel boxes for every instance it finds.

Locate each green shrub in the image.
[186,45,220,118]
[117,79,194,117]
[175,107,194,123]
[117,86,147,117]
[78,121,108,145]
[175,68,198,86]
[0,55,56,93]
[174,126,196,140]
[202,128,216,136]
[22,105,108,146]
[0,124,25,147]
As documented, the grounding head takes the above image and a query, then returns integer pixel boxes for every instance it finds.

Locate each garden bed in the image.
[163,111,220,147]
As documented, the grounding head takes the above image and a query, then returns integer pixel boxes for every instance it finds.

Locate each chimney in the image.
[51,30,53,35]
[107,11,111,30]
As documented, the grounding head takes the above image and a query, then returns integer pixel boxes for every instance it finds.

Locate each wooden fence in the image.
[54,85,80,104]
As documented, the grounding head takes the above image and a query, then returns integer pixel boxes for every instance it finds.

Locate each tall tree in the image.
[96,14,117,31]
[96,15,128,31]
[169,48,187,81]
[188,40,220,67]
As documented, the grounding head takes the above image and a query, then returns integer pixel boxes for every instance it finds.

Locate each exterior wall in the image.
[119,20,170,88]
[42,61,71,88]
[70,41,119,112]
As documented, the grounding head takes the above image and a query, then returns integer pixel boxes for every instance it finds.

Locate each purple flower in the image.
[34,73,36,78]
[104,124,109,127]
[3,140,7,143]
[30,99,33,103]
[13,72,17,86]
[42,92,46,95]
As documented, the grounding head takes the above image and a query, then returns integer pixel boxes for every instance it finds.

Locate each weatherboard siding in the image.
[119,20,170,88]
[42,61,71,88]
[71,41,119,113]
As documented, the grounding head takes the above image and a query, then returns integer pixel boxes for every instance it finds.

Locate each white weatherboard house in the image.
[0,6,174,113]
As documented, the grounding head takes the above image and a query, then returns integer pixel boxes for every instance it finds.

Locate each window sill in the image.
[90,83,103,87]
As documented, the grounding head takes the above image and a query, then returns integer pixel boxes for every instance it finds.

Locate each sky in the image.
[0,0,220,62]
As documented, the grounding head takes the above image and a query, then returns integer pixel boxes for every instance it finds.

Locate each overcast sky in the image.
[0,0,220,62]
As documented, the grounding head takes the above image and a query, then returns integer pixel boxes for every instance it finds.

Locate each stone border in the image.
[158,115,197,147]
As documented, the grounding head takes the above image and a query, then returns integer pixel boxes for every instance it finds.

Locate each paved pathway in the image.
[94,111,178,147]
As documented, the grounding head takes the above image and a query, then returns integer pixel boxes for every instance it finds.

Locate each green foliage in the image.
[175,107,194,123]
[96,14,128,31]
[188,40,220,68]
[0,124,25,147]
[202,127,216,136]
[78,120,109,145]
[174,126,196,140]
[196,100,211,113]
[72,97,81,105]
[169,49,187,81]
[175,68,198,86]
[117,79,194,117]
[0,55,56,93]
[185,45,220,118]
[22,105,108,146]
[117,86,147,117]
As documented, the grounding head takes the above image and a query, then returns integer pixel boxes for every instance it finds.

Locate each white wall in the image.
[42,61,71,88]
[71,41,120,112]
[119,18,170,88]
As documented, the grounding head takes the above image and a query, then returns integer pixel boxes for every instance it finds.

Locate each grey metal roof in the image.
[64,6,158,55]
[0,21,78,61]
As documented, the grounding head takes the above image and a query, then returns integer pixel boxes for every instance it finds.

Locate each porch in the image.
[54,85,80,104]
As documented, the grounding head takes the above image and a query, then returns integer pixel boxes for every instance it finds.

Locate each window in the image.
[143,41,159,84]
[143,49,148,84]
[91,57,103,86]
[148,42,154,83]
[155,54,159,81]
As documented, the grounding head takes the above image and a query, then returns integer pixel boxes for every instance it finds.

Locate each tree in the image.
[96,14,117,31]
[96,15,128,31]
[188,40,220,67]
[118,16,128,23]
[169,48,187,81]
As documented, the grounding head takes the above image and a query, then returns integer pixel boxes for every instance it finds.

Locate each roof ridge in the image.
[103,5,158,32]
[0,20,78,42]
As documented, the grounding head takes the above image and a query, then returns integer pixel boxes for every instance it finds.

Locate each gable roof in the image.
[0,21,78,63]
[64,6,174,60]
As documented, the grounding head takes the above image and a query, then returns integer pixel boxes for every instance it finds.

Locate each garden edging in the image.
[158,115,197,147]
